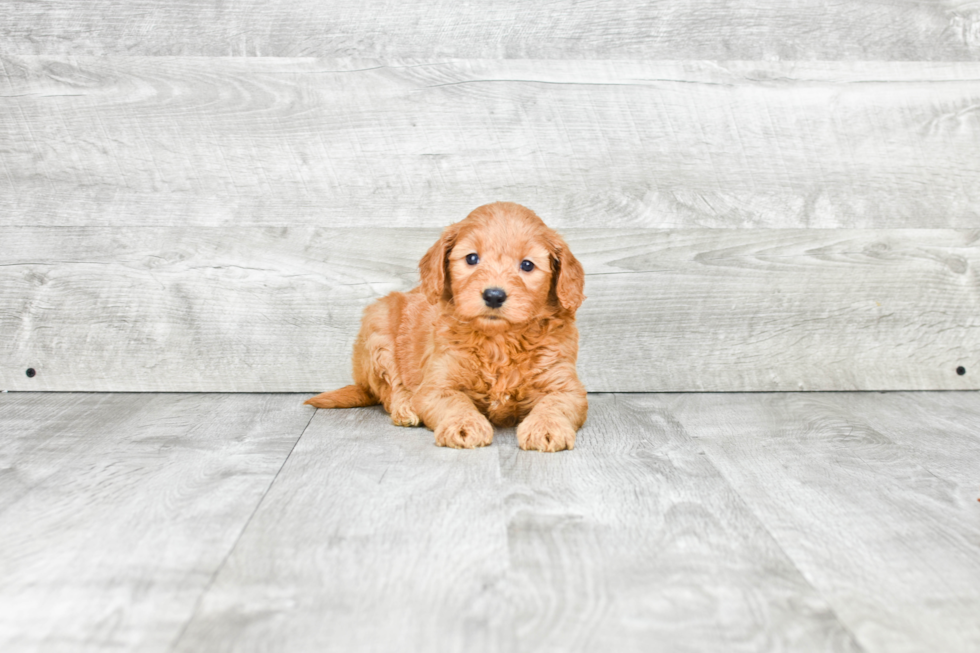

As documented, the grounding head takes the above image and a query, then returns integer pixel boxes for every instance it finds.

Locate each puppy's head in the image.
[419,202,584,331]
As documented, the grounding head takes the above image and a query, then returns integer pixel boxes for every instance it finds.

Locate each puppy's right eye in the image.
[465,253,479,265]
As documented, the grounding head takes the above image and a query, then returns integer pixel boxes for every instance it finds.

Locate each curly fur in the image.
[305,202,587,451]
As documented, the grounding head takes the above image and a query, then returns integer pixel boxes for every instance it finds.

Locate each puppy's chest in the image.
[463,348,547,426]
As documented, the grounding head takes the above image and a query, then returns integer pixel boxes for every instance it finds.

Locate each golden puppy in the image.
[305,202,587,451]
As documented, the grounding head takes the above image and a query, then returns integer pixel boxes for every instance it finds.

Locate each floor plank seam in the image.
[165,407,317,652]
[656,403,872,652]
[492,431,515,636]
[695,441,870,652]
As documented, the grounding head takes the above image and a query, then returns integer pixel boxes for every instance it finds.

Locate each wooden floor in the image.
[1,392,978,652]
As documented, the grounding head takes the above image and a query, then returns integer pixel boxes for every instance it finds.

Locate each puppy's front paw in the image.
[517,415,576,452]
[435,413,493,449]
[390,404,420,427]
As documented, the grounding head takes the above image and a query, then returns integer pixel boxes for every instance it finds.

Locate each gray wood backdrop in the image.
[2,2,979,392]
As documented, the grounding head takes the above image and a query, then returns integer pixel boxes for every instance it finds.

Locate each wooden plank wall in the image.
[1,2,979,392]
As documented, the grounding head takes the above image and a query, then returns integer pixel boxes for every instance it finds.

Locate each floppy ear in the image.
[549,232,586,313]
[418,223,460,304]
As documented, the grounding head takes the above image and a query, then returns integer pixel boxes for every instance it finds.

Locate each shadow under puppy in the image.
[306,202,587,451]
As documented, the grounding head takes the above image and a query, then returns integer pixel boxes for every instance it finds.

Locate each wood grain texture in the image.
[2,227,977,393]
[808,391,980,491]
[659,392,980,653]
[0,392,313,653]
[2,391,978,651]
[3,57,980,229]
[173,397,862,653]
[495,394,862,652]
[2,0,980,60]
[171,405,513,653]
[0,392,106,514]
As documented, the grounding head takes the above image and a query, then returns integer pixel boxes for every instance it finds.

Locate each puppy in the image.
[305,202,587,451]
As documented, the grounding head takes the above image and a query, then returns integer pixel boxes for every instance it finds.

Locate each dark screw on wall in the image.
[956,366,966,376]
[26,368,36,378]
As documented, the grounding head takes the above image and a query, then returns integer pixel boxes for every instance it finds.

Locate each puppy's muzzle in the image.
[482,287,507,309]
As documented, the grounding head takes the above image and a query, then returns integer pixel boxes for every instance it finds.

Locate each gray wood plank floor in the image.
[0,393,313,653]
[1,391,978,652]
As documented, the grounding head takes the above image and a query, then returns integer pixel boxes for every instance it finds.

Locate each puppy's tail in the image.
[304,384,379,409]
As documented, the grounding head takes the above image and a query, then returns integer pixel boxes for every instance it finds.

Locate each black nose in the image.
[482,287,507,309]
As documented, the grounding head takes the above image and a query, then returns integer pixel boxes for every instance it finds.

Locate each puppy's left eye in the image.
[466,253,479,265]
[520,260,535,272]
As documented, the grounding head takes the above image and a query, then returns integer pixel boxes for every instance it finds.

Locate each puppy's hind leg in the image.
[363,329,420,426]
[347,293,421,427]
